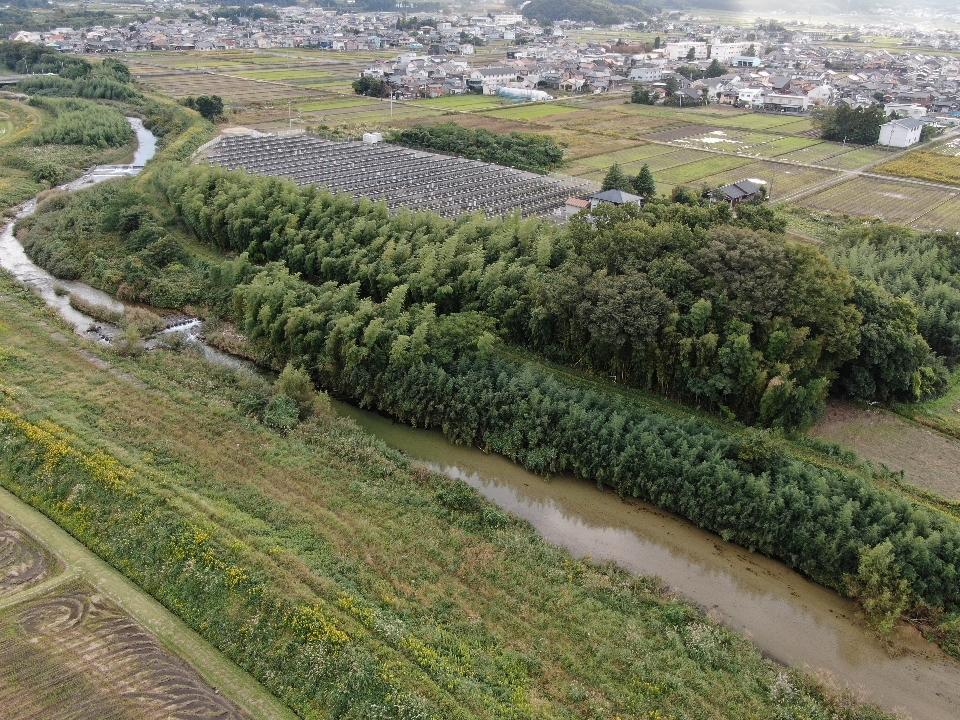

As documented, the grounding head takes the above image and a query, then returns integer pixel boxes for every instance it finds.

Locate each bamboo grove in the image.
[201,258,960,616]
[163,165,947,428]
[15,146,960,623]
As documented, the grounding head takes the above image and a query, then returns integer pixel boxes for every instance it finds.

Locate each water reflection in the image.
[339,403,960,720]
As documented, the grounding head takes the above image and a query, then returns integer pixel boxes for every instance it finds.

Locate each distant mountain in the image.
[521,0,650,26]
[688,0,958,16]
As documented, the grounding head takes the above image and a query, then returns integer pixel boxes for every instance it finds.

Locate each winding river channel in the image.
[1,120,959,720]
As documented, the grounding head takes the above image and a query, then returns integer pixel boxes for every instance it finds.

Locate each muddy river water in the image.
[335,403,960,720]
[1,120,959,720]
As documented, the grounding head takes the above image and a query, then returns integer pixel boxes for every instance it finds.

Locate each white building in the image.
[884,103,927,119]
[737,87,765,108]
[878,118,924,147]
[764,93,811,112]
[710,42,750,63]
[493,13,523,26]
[664,41,708,61]
[629,65,662,82]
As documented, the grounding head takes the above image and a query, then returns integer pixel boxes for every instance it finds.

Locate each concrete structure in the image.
[884,103,927,119]
[629,65,662,82]
[764,93,811,111]
[710,42,751,63]
[664,41,708,61]
[732,56,763,68]
[878,118,924,147]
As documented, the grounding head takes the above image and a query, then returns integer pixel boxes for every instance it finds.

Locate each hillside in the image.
[521,0,648,26]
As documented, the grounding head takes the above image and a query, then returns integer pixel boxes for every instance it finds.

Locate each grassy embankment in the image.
[0,96,136,214]
[0,274,892,720]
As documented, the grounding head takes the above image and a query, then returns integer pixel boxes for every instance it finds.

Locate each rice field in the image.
[657,155,754,184]
[797,176,958,225]
[0,501,290,720]
[483,103,582,121]
[120,48,960,229]
[409,94,507,111]
[750,136,821,157]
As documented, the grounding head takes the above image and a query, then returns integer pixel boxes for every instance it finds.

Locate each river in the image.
[335,402,960,720]
[1,118,959,720]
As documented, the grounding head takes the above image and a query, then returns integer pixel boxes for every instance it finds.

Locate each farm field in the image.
[797,176,960,226]
[118,48,960,231]
[811,402,960,502]
[876,149,960,186]
[0,492,292,720]
[896,372,960,441]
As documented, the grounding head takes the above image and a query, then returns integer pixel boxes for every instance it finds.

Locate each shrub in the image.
[262,393,300,432]
[275,363,317,419]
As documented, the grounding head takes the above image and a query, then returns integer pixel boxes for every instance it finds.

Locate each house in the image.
[589,189,644,209]
[468,66,519,93]
[713,179,766,205]
[732,56,763,68]
[737,87,765,108]
[884,102,927,119]
[764,93,811,112]
[629,65,662,82]
[878,118,924,147]
[563,196,590,219]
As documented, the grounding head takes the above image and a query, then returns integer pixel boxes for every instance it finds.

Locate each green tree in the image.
[705,58,725,77]
[811,103,886,144]
[183,95,224,120]
[847,541,913,636]
[632,164,656,197]
[352,76,391,98]
[276,363,318,419]
[631,86,653,104]
[601,163,632,192]
[653,35,661,49]
[685,46,696,60]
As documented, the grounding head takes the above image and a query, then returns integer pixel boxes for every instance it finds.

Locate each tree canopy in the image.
[388,123,564,174]
[812,103,887,144]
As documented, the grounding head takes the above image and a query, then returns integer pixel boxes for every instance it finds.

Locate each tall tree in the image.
[601,163,632,192]
[632,164,656,197]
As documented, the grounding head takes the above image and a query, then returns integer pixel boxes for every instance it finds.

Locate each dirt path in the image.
[0,483,297,720]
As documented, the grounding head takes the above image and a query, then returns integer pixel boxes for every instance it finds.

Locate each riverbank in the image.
[0,271,897,720]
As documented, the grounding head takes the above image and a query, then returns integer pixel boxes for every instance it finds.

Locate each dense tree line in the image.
[208,258,960,615]
[825,224,960,364]
[10,46,139,101]
[29,97,133,148]
[388,123,564,174]
[521,0,645,25]
[17,181,207,307]
[162,167,944,427]
[812,103,887,144]
[351,75,390,98]
[0,40,91,77]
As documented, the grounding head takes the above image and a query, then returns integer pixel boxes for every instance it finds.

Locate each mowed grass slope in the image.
[0,276,889,720]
